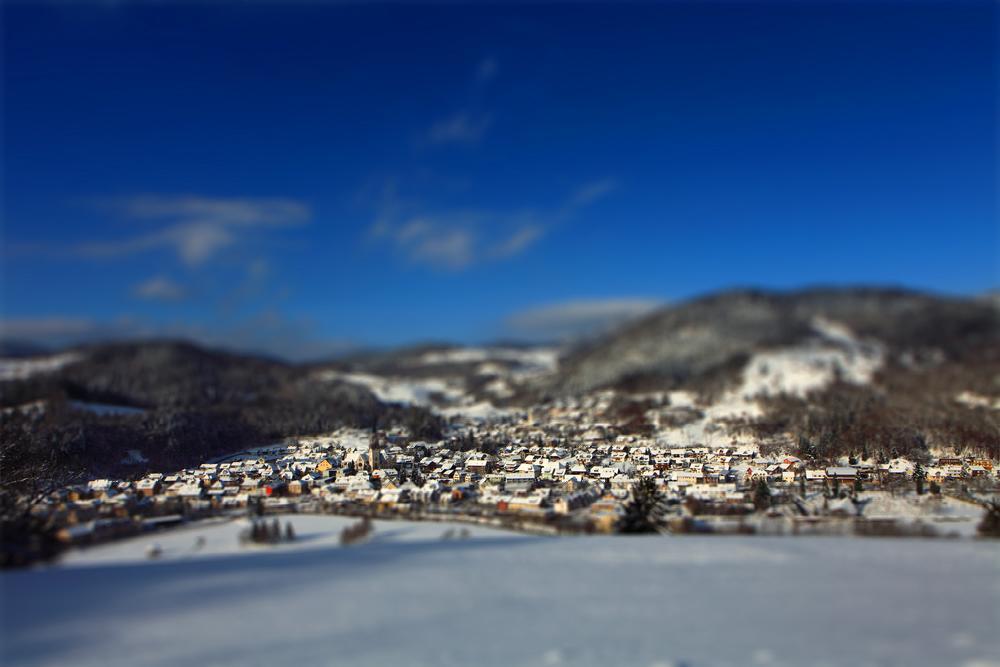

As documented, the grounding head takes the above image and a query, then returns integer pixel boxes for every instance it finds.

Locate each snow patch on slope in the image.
[318,370,465,407]
[119,450,149,465]
[667,391,698,409]
[417,347,559,375]
[956,391,1000,410]
[437,401,513,421]
[0,353,81,381]
[318,370,511,420]
[653,319,885,443]
[711,317,884,419]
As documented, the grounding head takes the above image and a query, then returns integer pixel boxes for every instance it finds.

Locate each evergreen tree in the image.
[753,479,771,511]
[618,478,666,534]
[248,496,264,518]
[798,435,816,460]
[913,463,927,495]
[977,499,1000,538]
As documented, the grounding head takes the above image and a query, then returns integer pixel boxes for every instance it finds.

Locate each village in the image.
[36,393,1000,548]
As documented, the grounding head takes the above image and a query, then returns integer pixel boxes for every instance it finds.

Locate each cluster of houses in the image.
[35,413,999,543]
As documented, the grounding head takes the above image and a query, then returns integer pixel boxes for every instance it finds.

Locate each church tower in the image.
[367,429,383,472]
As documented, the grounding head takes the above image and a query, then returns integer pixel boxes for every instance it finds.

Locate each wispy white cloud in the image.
[476,57,499,84]
[423,112,493,147]
[107,196,309,226]
[489,224,545,260]
[504,298,663,341]
[408,228,476,270]
[421,58,500,148]
[370,210,479,270]
[78,195,310,265]
[369,180,615,271]
[132,275,186,301]
[566,179,617,210]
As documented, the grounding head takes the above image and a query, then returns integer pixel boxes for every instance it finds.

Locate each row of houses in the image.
[36,423,999,541]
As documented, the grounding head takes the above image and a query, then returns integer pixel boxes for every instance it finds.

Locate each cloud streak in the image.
[132,276,186,301]
[476,57,498,84]
[421,58,499,148]
[566,179,617,210]
[79,195,310,265]
[369,180,614,271]
[489,224,544,260]
[423,112,493,147]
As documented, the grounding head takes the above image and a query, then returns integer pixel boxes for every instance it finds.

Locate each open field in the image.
[2,515,998,667]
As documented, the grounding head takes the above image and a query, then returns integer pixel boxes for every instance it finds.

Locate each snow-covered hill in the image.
[316,345,559,417]
[3,516,997,667]
[548,288,996,396]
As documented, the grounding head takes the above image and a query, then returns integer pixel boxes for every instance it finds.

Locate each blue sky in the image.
[2,1,996,357]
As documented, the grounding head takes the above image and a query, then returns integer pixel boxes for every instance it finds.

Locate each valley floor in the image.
[2,516,998,667]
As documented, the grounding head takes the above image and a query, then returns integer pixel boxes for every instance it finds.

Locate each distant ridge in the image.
[544,286,998,396]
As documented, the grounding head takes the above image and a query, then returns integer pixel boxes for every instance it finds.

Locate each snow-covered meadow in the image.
[2,516,998,667]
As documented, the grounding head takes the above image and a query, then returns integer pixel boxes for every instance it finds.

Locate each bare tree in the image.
[0,430,85,567]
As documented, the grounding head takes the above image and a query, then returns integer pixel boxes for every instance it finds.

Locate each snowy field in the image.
[2,516,998,667]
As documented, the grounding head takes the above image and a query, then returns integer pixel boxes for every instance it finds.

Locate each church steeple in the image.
[367,428,383,472]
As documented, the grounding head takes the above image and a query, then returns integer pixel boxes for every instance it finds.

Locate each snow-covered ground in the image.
[57,515,521,566]
[3,516,998,667]
[788,491,986,537]
[710,317,884,420]
[0,353,81,381]
[317,369,516,420]
[317,370,467,406]
[416,346,560,376]
[654,318,885,444]
[437,400,515,421]
[956,391,1000,410]
[314,346,559,418]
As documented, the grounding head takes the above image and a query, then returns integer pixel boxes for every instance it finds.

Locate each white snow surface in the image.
[713,317,883,420]
[119,449,149,465]
[0,353,81,381]
[956,391,1000,410]
[656,319,885,443]
[317,370,513,419]
[436,400,513,421]
[667,390,698,408]
[416,346,560,375]
[3,515,998,667]
[858,493,986,534]
[318,370,465,406]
